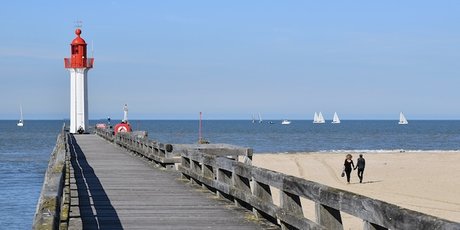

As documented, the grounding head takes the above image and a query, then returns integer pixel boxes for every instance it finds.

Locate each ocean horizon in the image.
[2,120,460,152]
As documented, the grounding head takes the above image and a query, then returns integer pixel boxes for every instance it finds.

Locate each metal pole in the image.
[199,112,202,143]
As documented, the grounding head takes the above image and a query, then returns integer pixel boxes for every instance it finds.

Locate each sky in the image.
[0,1,459,120]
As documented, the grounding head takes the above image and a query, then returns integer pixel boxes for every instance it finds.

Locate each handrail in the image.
[95,128,180,169]
[92,127,460,229]
[179,149,460,230]
[32,124,69,230]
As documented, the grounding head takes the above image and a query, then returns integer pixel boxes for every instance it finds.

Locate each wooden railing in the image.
[32,124,71,230]
[95,128,180,169]
[93,128,460,229]
[178,148,460,230]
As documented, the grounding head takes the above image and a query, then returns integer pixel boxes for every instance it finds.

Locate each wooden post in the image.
[252,181,277,224]
[217,168,233,201]
[243,148,253,165]
[233,174,251,209]
[181,156,191,180]
[190,160,202,185]
[202,164,215,192]
[315,203,343,230]
[280,191,303,230]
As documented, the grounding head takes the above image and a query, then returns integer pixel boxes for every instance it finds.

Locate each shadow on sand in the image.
[349,180,383,185]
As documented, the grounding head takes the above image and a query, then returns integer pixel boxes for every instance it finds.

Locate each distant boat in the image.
[17,105,24,127]
[313,112,325,124]
[332,112,341,124]
[251,114,255,123]
[318,112,325,123]
[399,112,408,125]
[281,120,291,125]
[258,112,263,123]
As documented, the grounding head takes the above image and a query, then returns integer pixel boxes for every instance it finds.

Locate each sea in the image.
[2,119,460,229]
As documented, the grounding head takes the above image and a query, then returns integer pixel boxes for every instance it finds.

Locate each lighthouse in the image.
[64,28,94,133]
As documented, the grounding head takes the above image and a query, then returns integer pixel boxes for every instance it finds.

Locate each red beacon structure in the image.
[65,29,94,68]
[114,104,132,135]
[64,28,94,134]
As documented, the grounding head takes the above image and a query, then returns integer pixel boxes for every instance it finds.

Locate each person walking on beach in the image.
[343,154,355,183]
[355,154,366,183]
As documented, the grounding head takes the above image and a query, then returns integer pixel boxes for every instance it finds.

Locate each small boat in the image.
[251,114,255,123]
[332,112,341,124]
[17,105,24,127]
[399,112,408,125]
[258,112,263,123]
[313,112,325,124]
[281,120,291,125]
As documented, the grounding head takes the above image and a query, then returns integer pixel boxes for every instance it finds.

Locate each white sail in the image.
[318,112,325,123]
[258,112,263,123]
[313,112,325,124]
[17,105,24,127]
[399,112,408,125]
[332,112,341,124]
[252,114,255,123]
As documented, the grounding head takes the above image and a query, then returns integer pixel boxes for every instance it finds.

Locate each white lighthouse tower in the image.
[64,28,94,133]
[122,104,128,123]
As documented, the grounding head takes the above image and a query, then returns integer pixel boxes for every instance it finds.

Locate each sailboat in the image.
[318,112,325,123]
[332,112,341,124]
[251,114,255,123]
[313,112,325,124]
[313,112,318,123]
[399,112,408,125]
[258,113,263,123]
[17,105,24,127]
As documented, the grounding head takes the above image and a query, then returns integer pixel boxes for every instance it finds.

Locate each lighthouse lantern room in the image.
[64,28,94,133]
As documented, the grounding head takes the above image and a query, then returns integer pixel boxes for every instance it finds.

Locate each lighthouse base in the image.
[69,68,89,134]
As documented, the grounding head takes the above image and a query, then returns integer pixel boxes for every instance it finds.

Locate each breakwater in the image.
[32,124,70,229]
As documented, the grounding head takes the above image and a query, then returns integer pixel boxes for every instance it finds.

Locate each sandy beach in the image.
[251,152,460,228]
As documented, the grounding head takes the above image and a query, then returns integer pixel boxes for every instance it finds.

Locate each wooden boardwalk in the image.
[67,134,269,229]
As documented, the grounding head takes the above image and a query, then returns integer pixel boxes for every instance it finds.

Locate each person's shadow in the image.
[69,134,123,229]
[350,180,383,185]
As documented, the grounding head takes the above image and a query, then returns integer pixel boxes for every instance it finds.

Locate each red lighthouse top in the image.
[64,29,94,68]
[72,29,86,45]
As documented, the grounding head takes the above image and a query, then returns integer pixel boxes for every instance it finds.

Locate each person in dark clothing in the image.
[355,154,366,183]
[343,154,355,183]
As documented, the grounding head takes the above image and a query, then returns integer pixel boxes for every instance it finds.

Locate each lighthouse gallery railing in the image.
[64,58,94,68]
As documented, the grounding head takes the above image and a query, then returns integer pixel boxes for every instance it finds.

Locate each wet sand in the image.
[252,152,460,229]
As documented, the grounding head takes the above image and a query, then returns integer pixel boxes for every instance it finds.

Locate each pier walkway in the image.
[67,134,266,229]
[34,127,460,230]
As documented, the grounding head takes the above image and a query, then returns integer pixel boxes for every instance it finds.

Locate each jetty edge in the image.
[32,125,460,230]
[32,124,71,229]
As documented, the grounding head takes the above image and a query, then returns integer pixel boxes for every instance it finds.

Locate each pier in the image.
[33,126,460,230]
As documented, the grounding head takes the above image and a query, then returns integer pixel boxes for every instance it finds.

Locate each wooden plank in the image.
[68,134,269,229]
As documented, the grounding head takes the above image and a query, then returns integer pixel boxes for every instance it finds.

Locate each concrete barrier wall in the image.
[32,124,70,230]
